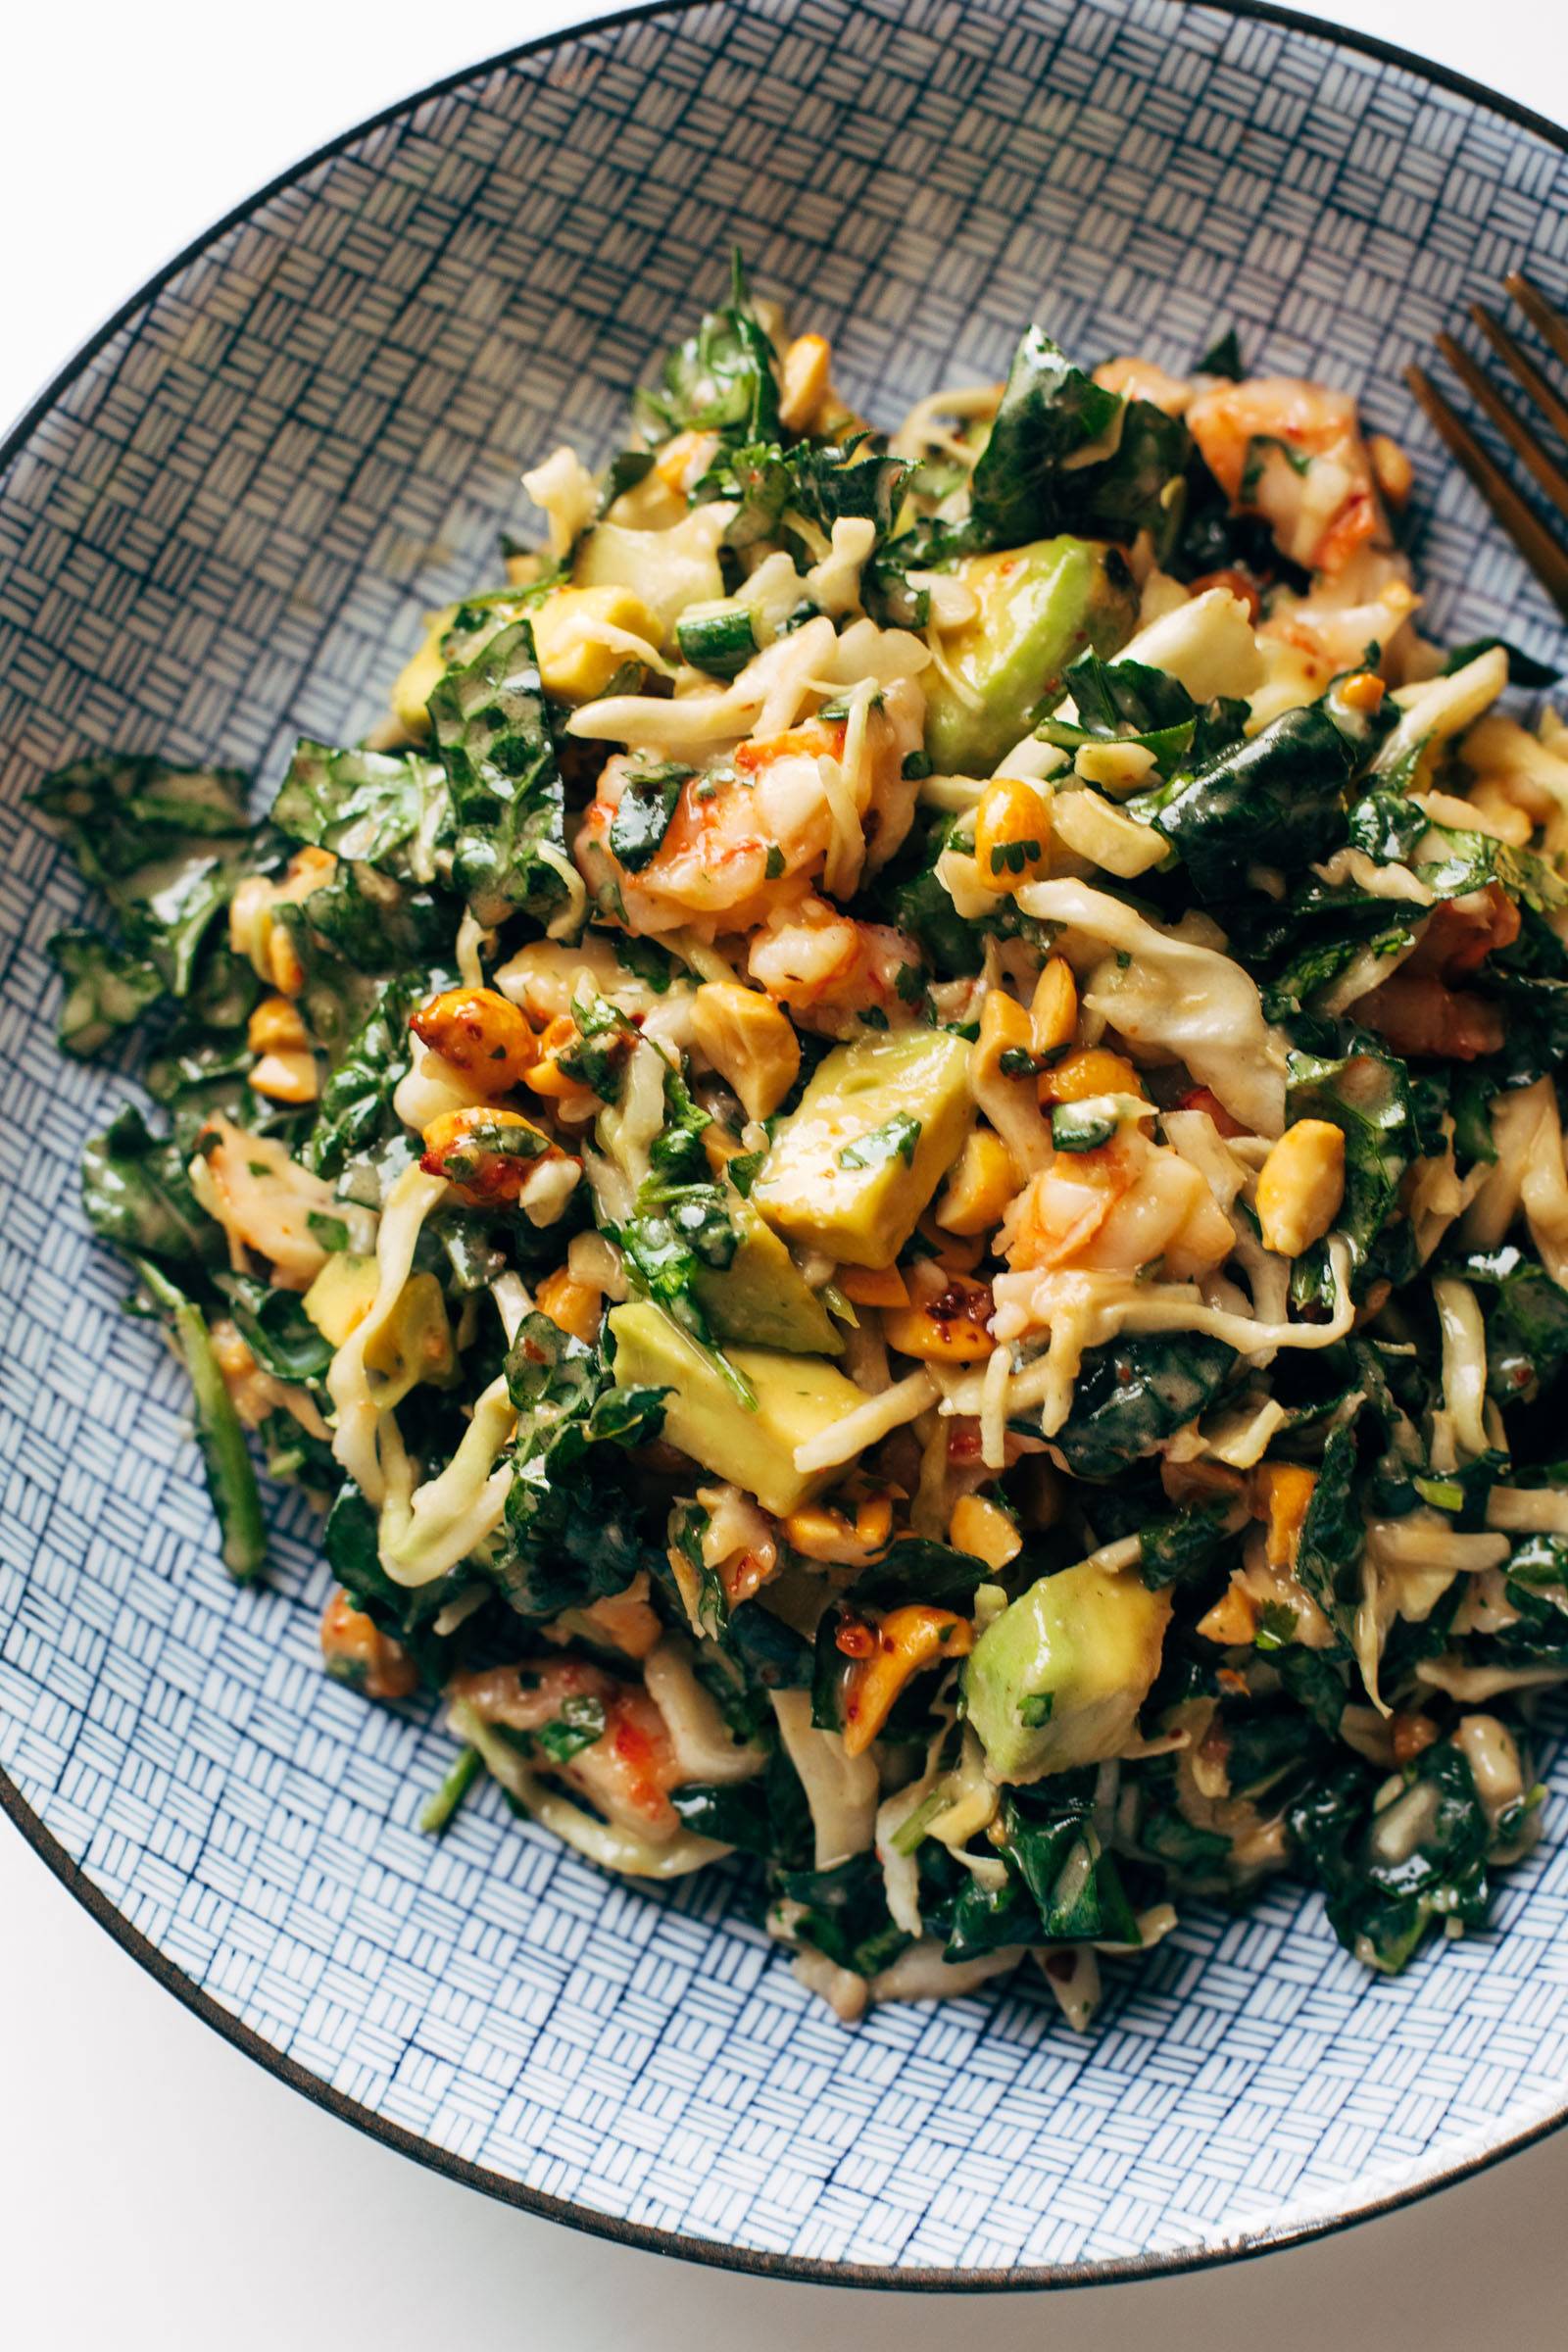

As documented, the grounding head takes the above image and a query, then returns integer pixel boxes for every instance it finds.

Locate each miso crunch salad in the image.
[39,265,1568,2028]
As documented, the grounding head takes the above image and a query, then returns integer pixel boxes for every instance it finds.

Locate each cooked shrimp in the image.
[746,897,919,1038]
[1251,556,1419,701]
[1357,885,1516,1061]
[1415,885,1521,978]
[1000,1127,1234,1282]
[1187,375,1385,576]
[1357,972,1502,1061]
[321,1591,417,1700]
[449,1657,681,1839]
[575,725,840,937]
[573,696,920,941]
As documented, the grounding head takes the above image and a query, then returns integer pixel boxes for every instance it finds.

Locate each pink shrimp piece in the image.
[449,1656,681,1839]
[746,897,920,1038]
[1186,375,1383,576]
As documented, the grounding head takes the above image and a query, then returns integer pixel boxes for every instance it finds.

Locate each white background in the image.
[4,4,1568,2344]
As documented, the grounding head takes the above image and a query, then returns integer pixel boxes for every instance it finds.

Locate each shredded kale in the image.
[214,1272,333,1384]
[638,253,781,447]
[1140,702,1361,898]
[481,1315,670,1621]
[1288,1740,1495,1973]
[1054,1335,1238,1480]
[1291,1425,1363,1652]
[48,930,163,1057]
[32,754,262,1002]
[1285,1027,1418,1276]
[428,616,567,926]
[965,327,1189,553]
[1450,1245,1568,1407]
[81,1105,225,1271]
[271,741,450,881]
[304,969,436,1179]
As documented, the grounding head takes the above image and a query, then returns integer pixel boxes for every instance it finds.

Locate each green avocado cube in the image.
[694,1193,844,1355]
[608,1300,866,1517]
[924,536,1138,776]
[750,1028,974,1270]
[963,1559,1172,1783]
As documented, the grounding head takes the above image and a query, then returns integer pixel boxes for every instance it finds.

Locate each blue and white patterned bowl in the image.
[4,0,1568,2286]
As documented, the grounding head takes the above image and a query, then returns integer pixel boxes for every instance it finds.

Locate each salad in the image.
[38,264,1568,2029]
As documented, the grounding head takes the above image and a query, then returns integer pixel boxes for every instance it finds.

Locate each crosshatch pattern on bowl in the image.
[4,0,1568,2282]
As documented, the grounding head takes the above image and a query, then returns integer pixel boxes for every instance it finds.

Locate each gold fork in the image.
[1405,271,1568,619]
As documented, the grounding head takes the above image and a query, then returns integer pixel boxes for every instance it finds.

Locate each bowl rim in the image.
[3,0,1566,2292]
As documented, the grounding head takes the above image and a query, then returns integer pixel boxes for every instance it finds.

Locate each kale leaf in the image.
[486,1314,669,1619]
[1198,327,1245,380]
[714,435,912,555]
[609,761,690,872]
[214,1272,334,1384]
[298,858,452,974]
[776,1851,910,1978]
[887,813,985,978]
[1287,1740,1494,1973]
[935,1773,1141,1961]
[48,930,163,1057]
[1346,785,1568,916]
[323,1482,483,1684]
[32,755,261,998]
[1142,702,1360,899]
[428,616,567,926]
[1291,1424,1363,1652]
[135,1257,267,1581]
[1229,884,1421,1024]
[271,741,450,882]
[1449,1245,1568,1407]
[1037,650,1206,774]
[304,969,433,1180]
[81,1104,225,1271]
[638,255,781,448]
[1442,636,1557,688]
[615,1181,755,1405]
[966,328,1188,552]
[1285,1028,1418,1273]
[1054,1334,1238,1479]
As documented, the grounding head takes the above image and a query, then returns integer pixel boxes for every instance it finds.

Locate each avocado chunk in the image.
[924,537,1138,775]
[608,1300,865,1516]
[694,1192,844,1355]
[302,1251,379,1346]
[751,1028,974,1270]
[963,1559,1172,1783]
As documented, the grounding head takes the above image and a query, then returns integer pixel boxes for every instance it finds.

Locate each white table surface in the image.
[4,5,1568,2344]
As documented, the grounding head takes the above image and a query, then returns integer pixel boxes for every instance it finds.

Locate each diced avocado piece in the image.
[963,1559,1172,1783]
[531,585,662,703]
[694,1193,844,1355]
[363,1271,457,1409]
[924,537,1138,775]
[302,1251,379,1347]
[751,1029,975,1270]
[608,1300,865,1516]
[573,510,726,651]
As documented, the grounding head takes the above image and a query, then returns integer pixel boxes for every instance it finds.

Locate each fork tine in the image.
[1436,331,1568,524]
[1506,270,1568,373]
[1403,362,1568,617]
[1472,301,1568,447]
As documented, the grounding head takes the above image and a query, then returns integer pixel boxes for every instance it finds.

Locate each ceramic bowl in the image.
[4,0,1568,2286]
